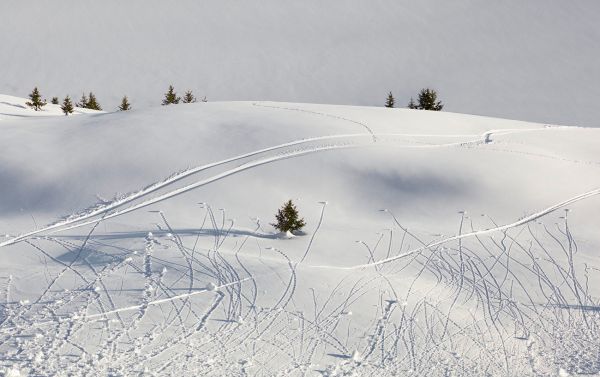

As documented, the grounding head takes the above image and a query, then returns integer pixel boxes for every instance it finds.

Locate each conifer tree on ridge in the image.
[415,88,443,111]
[162,85,181,105]
[77,93,88,108]
[118,96,132,111]
[86,92,102,110]
[61,96,74,115]
[182,90,197,104]
[407,97,417,109]
[25,87,47,111]
[385,92,395,108]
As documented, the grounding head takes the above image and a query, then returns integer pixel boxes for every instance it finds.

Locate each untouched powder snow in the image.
[0,100,599,375]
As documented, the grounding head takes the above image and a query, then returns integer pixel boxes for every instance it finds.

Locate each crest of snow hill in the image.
[19,84,211,114]
[21,86,439,114]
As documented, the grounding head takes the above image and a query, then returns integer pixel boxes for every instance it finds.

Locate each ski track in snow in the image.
[0,125,556,248]
[1,108,599,375]
[1,200,599,375]
[252,102,378,141]
[309,187,600,270]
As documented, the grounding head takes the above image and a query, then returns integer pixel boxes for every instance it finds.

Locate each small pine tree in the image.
[385,92,395,108]
[51,97,59,105]
[407,97,417,109]
[162,85,180,105]
[201,96,207,102]
[271,200,306,234]
[416,88,443,111]
[118,96,132,111]
[86,92,102,110]
[182,90,197,103]
[77,93,88,108]
[25,87,47,111]
[61,96,74,115]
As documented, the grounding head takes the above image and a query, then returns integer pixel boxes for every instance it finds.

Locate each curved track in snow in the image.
[0,125,559,248]
[309,188,600,270]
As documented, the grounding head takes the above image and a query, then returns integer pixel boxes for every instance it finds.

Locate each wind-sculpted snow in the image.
[0,206,599,376]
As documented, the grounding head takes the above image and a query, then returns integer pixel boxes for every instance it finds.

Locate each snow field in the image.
[0,99,599,375]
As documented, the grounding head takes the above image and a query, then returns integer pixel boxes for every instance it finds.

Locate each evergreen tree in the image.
[86,92,102,110]
[162,85,180,105]
[118,96,132,111]
[25,87,47,111]
[385,92,395,108]
[77,93,88,108]
[271,200,306,233]
[182,90,197,103]
[61,96,74,115]
[416,88,443,111]
[407,97,417,109]
[51,97,59,105]
[201,96,208,102]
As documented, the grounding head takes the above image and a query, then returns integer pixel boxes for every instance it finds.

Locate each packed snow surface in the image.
[0,99,599,376]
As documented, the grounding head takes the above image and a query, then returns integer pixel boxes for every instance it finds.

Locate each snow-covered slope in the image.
[0,94,102,120]
[1,1,600,127]
[0,102,599,375]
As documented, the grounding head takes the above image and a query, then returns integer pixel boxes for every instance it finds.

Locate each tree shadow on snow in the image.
[0,101,27,109]
[58,228,278,241]
[53,228,278,266]
[54,247,122,266]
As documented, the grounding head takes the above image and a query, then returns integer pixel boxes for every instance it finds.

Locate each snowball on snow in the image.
[278,231,295,239]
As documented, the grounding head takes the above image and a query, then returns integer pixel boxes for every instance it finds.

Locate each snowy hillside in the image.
[0,99,599,375]
[0,94,102,120]
[1,1,600,127]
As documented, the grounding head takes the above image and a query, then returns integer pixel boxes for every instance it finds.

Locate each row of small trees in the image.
[25,85,206,115]
[162,85,206,105]
[385,88,443,111]
[25,87,132,115]
[27,86,443,115]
